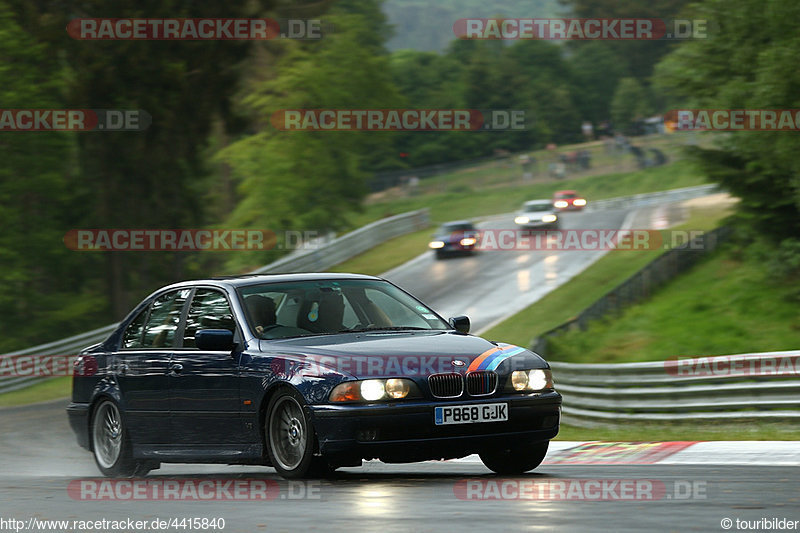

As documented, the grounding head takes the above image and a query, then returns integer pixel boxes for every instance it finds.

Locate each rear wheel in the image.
[91,399,155,477]
[480,440,549,474]
[266,388,331,479]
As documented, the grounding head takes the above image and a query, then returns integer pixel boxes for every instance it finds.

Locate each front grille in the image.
[428,373,464,398]
[466,371,498,396]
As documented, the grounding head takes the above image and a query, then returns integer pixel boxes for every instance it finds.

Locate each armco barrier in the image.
[584,184,720,212]
[549,351,800,426]
[251,209,429,274]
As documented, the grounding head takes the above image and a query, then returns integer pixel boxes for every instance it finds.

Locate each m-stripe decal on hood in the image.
[468,343,526,372]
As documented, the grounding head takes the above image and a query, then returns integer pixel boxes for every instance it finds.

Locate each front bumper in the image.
[516,221,559,229]
[309,392,561,465]
[437,243,474,254]
[67,402,91,450]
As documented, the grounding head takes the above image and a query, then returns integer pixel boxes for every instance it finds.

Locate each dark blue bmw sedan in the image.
[68,273,561,479]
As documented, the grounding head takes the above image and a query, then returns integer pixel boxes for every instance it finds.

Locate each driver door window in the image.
[183,289,235,348]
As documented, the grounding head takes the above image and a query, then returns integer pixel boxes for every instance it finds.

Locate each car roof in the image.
[523,199,552,206]
[160,272,382,292]
[441,220,473,226]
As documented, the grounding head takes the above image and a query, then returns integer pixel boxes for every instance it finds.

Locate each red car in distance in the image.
[552,190,587,211]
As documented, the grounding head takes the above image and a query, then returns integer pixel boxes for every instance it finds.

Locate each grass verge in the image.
[0,377,70,408]
[328,228,433,276]
[548,236,800,363]
[481,202,734,349]
[351,159,706,229]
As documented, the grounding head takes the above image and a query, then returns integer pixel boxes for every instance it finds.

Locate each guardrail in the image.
[584,183,720,212]
[532,225,732,357]
[550,351,800,426]
[251,209,429,274]
[0,209,430,395]
[0,325,116,394]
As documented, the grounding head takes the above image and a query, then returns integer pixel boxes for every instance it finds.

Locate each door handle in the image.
[169,363,183,376]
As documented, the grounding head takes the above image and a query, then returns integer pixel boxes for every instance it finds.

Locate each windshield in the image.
[238,279,450,339]
[440,223,474,232]
[555,192,578,199]
[524,203,552,212]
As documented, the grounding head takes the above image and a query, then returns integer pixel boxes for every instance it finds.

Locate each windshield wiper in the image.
[338,326,430,333]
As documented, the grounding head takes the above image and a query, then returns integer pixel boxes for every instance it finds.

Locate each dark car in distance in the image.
[68,274,561,479]
[428,220,479,259]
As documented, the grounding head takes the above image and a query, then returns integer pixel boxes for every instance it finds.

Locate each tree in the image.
[611,78,650,134]
[219,2,402,270]
[0,1,87,349]
[567,42,628,124]
[654,0,800,240]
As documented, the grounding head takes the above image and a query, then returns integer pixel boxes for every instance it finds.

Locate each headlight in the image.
[429,240,445,249]
[541,214,557,223]
[330,379,419,402]
[360,380,386,401]
[460,237,477,246]
[573,198,587,206]
[528,369,550,390]
[554,200,568,208]
[508,369,553,392]
[514,216,530,225]
[511,370,529,391]
[385,378,410,399]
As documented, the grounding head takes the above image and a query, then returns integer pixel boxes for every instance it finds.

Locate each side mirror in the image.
[449,315,470,334]
[195,329,235,352]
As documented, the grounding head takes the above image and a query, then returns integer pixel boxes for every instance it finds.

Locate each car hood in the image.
[256,331,547,379]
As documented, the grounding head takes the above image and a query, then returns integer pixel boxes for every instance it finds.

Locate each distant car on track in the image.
[67,274,561,479]
[514,200,560,229]
[553,190,587,211]
[428,220,479,259]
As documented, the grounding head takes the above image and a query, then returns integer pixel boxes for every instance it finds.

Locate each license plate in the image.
[434,403,508,425]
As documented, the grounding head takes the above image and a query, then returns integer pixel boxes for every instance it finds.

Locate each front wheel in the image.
[266,388,330,479]
[480,440,549,474]
[91,399,154,477]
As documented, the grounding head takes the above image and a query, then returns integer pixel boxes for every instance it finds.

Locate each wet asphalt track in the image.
[383,207,636,332]
[1,400,798,533]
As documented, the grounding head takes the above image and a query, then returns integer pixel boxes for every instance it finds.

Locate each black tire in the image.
[91,399,154,477]
[265,388,329,479]
[480,440,549,475]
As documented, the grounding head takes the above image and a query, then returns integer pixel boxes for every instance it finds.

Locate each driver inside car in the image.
[244,294,277,335]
